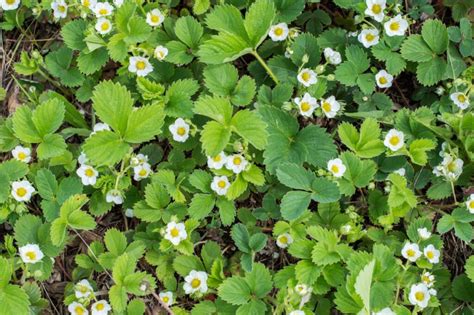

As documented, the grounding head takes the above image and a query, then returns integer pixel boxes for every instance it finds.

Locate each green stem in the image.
[450,181,457,204]
[252,50,279,85]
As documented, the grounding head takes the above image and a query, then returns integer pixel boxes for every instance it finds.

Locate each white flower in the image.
[51,0,68,19]
[207,152,227,169]
[323,47,342,65]
[184,270,208,295]
[93,2,113,17]
[365,0,386,22]
[91,300,111,315]
[154,45,168,61]
[159,291,174,306]
[408,283,430,309]
[401,242,422,262]
[210,176,230,196]
[429,288,437,296]
[466,194,474,214]
[289,311,305,315]
[130,153,148,167]
[19,244,44,264]
[81,0,96,9]
[75,279,94,298]
[297,68,318,87]
[128,56,153,77]
[146,9,164,27]
[268,23,289,41]
[295,284,310,296]
[394,168,406,176]
[421,272,435,288]
[113,0,122,7]
[68,302,89,315]
[384,15,409,37]
[417,227,431,240]
[95,18,112,35]
[341,224,352,235]
[169,118,190,142]
[92,122,111,135]
[125,208,134,218]
[78,152,88,165]
[375,70,393,88]
[320,96,340,118]
[433,154,463,181]
[225,154,248,174]
[294,93,318,117]
[11,180,35,202]
[106,189,123,204]
[372,308,395,315]
[133,162,152,181]
[358,29,380,48]
[384,129,404,151]
[327,158,346,178]
[276,233,293,249]
[424,244,440,264]
[12,146,31,163]
[450,92,470,110]
[1,0,20,10]
[164,221,187,246]
[76,165,98,186]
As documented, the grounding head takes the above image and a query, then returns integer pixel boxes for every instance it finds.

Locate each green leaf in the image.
[290,33,321,67]
[194,96,233,125]
[231,75,256,106]
[244,0,276,48]
[193,0,210,15]
[91,81,133,135]
[231,223,251,253]
[231,110,268,150]
[124,103,164,143]
[0,284,31,315]
[104,228,127,256]
[311,178,341,203]
[400,35,433,62]
[355,260,375,314]
[297,125,337,167]
[217,198,236,226]
[416,56,447,86]
[465,255,474,283]
[83,130,130,166]
[35,169,58,200]
[12,106,41,143]
[44,46,84,87]
[203,64,239,97]
[236,300,266,315]
[421,19,448,54]
[339,152,377,196]
[371,42,406,75]
[387,174,417,218]
[77,47,109,75]
[338,118,385,158]
[200,121,231,157]
[61,19,87,50]
[37,134,67,160]
[274,0,305,23]
[218,277,251,305]
[407,138,436,165]
[280,191,312,221]
[175,16,203,49]
[276,163,315,190]
[189,194,216,220]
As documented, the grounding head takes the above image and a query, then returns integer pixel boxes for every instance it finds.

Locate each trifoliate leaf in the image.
[421,19,448,54]
[83,130,130,166]
[44,46,84,87]
[231,110,268,150]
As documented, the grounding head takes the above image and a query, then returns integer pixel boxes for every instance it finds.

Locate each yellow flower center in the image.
[415,291,425,301]
[85,168,95,177]
[365,33,375,42]
[233,157,242,165]
[300,102,311,112]
[191,278,201,288]
[99,8,107,15]
[322,101,331,113]
[170,227,180,237]
[426,251,434,259]
[16,187,27,197]
[96,303,104,311]
[79,285,88,293]
[301,72,311,82]
[151,15,160,23]
[162,296,169,303]
[390,22,400,31]
[58,5,66,12]
[406,249,415,257]
[138,169,147,177]
[389,136,400,146]
[379,77,388,85]
[83,0,90,7]
[75,306,85,315]
[457,94,466,103]
[25,251,36,260]
[101,22,110,31]
[279,235,288,244]
[372,4,382,14]
[177,127,186,136]
[213,155,221,162]
[6,0,15,4]
[447,161,457,172]
[274,27,283,36]
[331,165,339,173]
[136,60,146,70]
[422,275,431,283]
[469,200,474,209]
[17,151,27,160]
[217,180,226,188]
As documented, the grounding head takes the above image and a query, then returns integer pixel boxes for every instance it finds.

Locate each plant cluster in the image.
[0,0,473,314]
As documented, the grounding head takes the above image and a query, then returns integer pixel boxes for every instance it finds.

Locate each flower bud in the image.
[315,64,325,74]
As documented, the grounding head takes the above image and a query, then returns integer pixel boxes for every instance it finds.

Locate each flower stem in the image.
[450,181,458,204]
[252,50,279,85]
